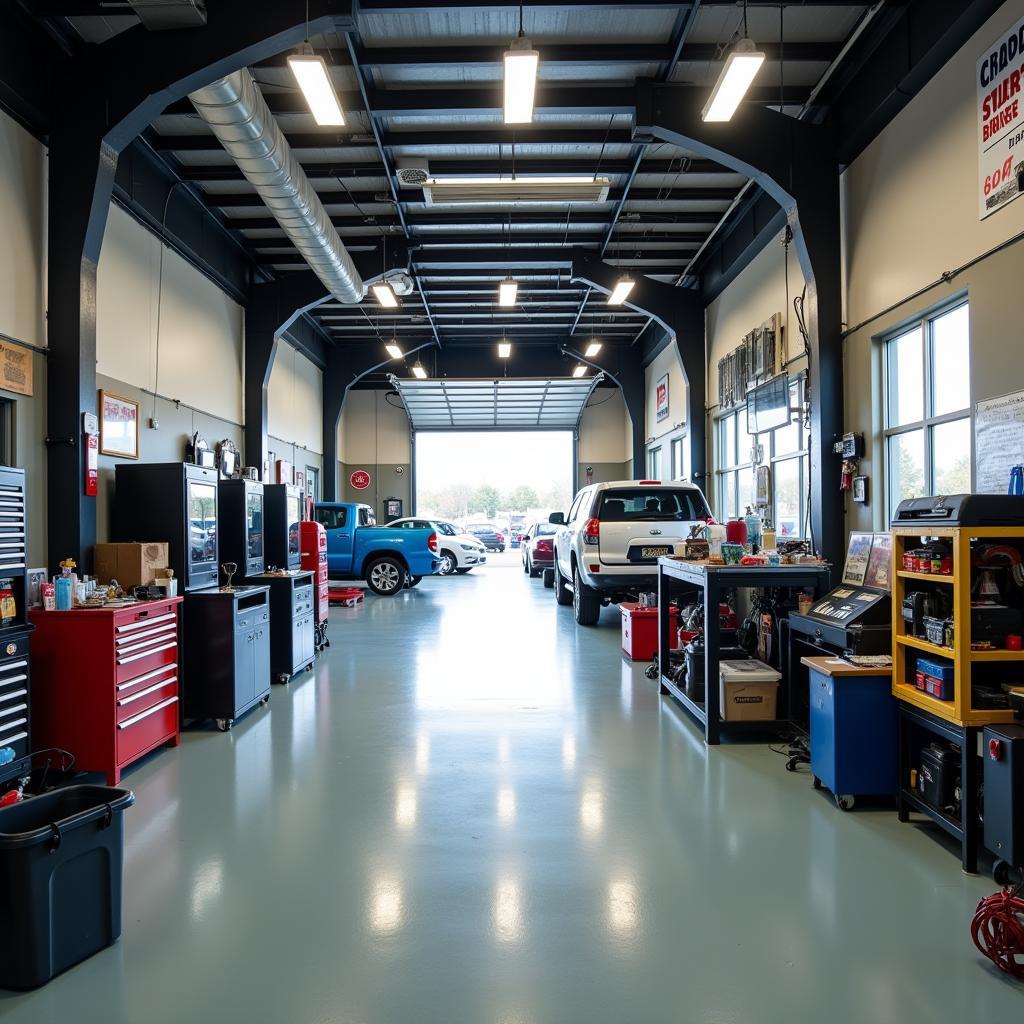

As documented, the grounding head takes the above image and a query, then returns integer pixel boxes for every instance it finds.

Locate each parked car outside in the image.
[548,480,712,625]
[520,522,558,578]
[465,523,506,553]
[389,517,487,575]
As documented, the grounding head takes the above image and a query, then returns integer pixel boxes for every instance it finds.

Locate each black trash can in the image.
[0,785,135,989]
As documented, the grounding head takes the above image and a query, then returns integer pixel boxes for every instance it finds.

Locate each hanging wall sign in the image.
[655,373,669,422]
[0,340,32,397]
[350,470,371,490]
[977,14,1024,219]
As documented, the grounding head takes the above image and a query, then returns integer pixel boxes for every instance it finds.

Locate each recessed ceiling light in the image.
[498,341,512,358]
[572,365,587,378]
[607,277,635,306]
[498,279,518,307]
[701,37,765,123]
[504,36,539,125]
[287,45,346,126]
[385,341,403,359]
[412,363,428,380]
[584,340,602,357]
[372,283,399,308]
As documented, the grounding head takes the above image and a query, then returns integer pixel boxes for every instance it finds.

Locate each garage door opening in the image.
[415,431,574,546]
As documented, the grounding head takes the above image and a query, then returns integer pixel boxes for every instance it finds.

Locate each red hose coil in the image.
[971,887,1024,979]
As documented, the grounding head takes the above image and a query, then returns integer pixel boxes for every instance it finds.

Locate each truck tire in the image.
[528,559,541,579]
[405,574,422,588]
[573,566,601,626]
[366,557,406,596]
[553,561,572,606]
[438,550,457,576]
[542,568,554,589]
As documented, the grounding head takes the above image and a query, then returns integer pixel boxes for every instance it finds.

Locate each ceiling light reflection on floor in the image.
[607,879,641,940]
[369,878,404,935]
[562,735,577,770]
[497,786,516,824]
[415,733,430,774]
[498,735,510,763]
[395,783,417,830]
[493,878,523,943]
[580,786,604,836]
[189,859,224,922]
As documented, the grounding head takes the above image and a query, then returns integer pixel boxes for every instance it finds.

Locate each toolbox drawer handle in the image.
[116,630,177,656]
[0,673,27,689]
[0,729,27,747]
[116,623,178,647]
[118,678,177,706]
[115,612,176,634]
[116,665,177,692]
[0,719,28,742]
[0,659,27,672]
[117,641,177,665]
[0,703,28,719]
[0,688,27,703]
[118,695,178,728]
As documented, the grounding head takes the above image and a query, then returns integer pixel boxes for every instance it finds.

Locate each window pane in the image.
[737,468,754,516]
[932,417,971,494]
[888,430,925,515]
[774,416,799,456]
[931,305,970,416]
[723,414,737,468]
[722,472,737,520]
[773,458,801,538]
[887,327,924,426]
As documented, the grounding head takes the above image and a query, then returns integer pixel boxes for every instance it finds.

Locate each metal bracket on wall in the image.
[44,436,76,448]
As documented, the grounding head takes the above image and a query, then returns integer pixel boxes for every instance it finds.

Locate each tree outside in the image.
[504,485,539,511]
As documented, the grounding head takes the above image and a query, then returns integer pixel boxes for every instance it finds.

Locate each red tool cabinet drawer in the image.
[114,615,178,683]
[117,694,179,765]
[116,670,178,724]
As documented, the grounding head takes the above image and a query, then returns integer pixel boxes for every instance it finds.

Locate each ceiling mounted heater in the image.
[422,176,610,206]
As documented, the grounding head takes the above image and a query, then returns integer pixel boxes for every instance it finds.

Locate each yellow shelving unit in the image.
[891,526,1021,727]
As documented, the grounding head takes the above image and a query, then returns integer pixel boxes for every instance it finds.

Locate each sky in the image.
[416,430,574,497]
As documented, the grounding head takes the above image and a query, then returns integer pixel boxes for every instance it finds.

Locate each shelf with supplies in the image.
[892,522,1024,728]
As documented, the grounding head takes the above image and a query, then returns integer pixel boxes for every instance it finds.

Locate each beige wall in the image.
[644,342,687,444]
[339,389,411,465]
[268,341,323,454]
[97,204,244,425]
[579,389,630,464]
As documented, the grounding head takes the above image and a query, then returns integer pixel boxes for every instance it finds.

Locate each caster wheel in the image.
[325,638,331,648]
[785,759,796,773]
[993,859,1012,886]
[216,718,233,733]
[260,696,270,707]
[276,673,290,685]
[835,794,855,811]
[812,776,822,790]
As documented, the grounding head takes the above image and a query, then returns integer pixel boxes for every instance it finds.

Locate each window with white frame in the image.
[670,435,689,480]
[883,301,971,522]
[716,379,809,538]
[648,446,663,480]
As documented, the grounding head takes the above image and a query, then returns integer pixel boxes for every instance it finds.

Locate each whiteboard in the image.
[975,389,1024,493]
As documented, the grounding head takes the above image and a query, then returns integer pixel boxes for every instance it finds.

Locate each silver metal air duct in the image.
[189,69,365,304]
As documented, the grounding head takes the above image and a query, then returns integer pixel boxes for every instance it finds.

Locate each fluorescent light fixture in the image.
[385,341,403,360]
[572,365,587,378]
[607,277,635,306]
[504,36,539,124]
[498,341,512,358]
[584,340,603,357]
[372,283,399,308]
[701,38,765,123]
[287,45,346,126]
[498,279,518,307]
[412,363,428,380]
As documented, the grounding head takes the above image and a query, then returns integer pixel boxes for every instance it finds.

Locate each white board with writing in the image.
[976,389,1024,493]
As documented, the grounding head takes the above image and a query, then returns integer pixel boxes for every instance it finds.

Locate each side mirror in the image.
[548,512,565,525]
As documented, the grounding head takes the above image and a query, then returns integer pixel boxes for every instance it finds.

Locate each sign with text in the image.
[0,340,32,397]
[655,373,669,422]
[977,15,1024,219]
[350,470,371,490]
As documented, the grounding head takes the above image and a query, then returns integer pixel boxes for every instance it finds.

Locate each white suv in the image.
[547,480,712,625]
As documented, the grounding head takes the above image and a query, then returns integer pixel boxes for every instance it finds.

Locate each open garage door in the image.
[390,376,601,431]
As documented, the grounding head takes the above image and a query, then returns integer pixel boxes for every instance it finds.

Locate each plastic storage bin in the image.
[719,659,781,721]
[0,785,135,989]
[620,602,677,661]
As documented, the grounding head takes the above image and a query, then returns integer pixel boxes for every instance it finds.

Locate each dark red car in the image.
[520,522,558,578]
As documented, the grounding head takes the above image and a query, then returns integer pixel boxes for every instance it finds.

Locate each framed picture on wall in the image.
[98,390,140,459]
[655,373,669,422]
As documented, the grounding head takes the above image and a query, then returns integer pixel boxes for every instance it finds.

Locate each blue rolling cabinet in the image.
[803,656,898,810]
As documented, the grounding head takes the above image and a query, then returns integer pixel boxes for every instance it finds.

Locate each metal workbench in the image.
[657,557,832,744]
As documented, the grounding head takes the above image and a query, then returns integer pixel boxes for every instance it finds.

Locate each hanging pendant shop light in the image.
[385,340,403,359]
[572,365,588,378]
[372,282,399,308]
[607,276,635,306]
[584,339,602,357]
[498,279,518,307]
[701,36,765,122]
[288,44,346,126]
[498,339,512,358]
[504,7,538,125]
[412,363,428,380]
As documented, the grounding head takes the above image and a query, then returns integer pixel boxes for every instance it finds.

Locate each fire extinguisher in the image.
[83,411,98,497]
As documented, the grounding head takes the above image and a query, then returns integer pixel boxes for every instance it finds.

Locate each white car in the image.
[387,517,487,576]
[547,479,712,625]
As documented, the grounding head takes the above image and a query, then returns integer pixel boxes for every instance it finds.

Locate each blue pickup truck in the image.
[313,501,441,596]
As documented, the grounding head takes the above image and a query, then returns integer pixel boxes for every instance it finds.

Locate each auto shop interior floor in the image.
[4,556,1020,1022]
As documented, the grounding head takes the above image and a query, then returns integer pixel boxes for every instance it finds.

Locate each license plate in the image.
[640,546,670,559]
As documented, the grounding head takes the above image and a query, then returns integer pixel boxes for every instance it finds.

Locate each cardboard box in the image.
[719,659,780,721]
[94,542,169,589]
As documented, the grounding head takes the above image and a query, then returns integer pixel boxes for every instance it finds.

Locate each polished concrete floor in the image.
[4,555,1021,1021]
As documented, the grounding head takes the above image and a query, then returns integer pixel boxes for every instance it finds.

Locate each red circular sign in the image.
[350,470,371,490]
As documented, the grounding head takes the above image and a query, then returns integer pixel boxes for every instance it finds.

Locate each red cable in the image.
[972,887,1024,979]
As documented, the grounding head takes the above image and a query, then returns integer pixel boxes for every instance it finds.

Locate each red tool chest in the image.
[300,520,329,650]
[30,597,183,784]
[620,602,678,662]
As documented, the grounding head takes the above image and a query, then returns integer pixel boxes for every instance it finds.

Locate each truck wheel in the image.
[366,557,405,596]
[553,562,572,606]
[455,567,472,574]
[542,568,554,589]
[573,567,601,626]
[529,560,541,579]
[438,551,457,575]
[405,574,422,588]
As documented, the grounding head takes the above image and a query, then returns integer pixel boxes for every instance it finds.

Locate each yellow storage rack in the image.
[891,525,1022,728]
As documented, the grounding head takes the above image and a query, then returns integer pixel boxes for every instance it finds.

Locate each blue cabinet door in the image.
[809,669,838,793]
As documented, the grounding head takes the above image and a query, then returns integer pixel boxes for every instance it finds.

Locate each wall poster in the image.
[0,340,32,397]
[975,388,1024,493]
[655,373,669,422]
[977,15,1024,219]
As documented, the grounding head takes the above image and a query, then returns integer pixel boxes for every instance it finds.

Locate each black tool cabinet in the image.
[0,468,33,789]
[183,586,271,731]
[246,572,315,684]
